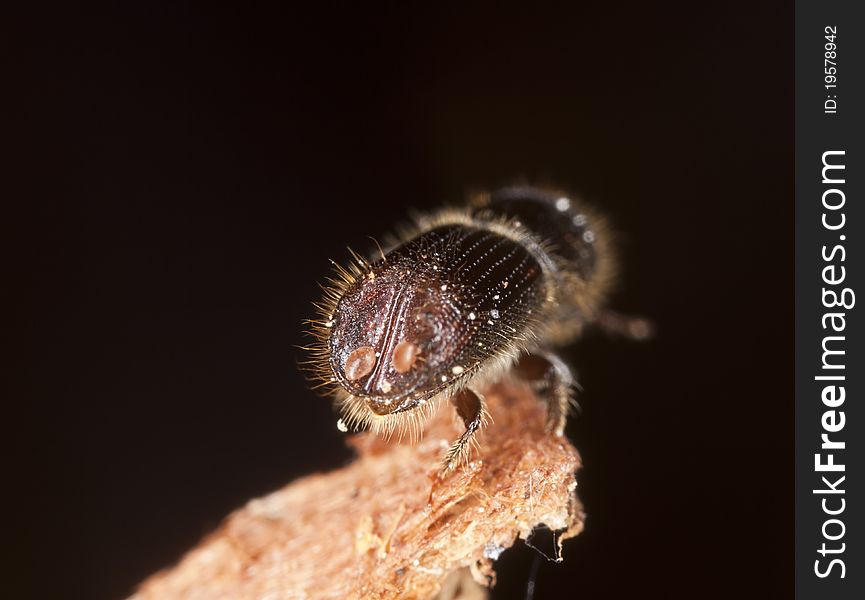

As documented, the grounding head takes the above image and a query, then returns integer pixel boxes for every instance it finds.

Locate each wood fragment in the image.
[131,381,584,600]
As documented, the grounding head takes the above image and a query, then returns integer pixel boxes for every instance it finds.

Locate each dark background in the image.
[8,2,792,599]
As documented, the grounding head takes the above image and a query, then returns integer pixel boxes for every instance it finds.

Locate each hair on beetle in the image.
[302,186,643,471]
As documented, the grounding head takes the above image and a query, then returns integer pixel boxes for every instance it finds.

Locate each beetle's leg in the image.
[442,387,487,472]
[595,309,653,341]
[512,351,577,436]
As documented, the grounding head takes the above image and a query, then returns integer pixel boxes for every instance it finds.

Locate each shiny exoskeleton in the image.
[307,186,631,471]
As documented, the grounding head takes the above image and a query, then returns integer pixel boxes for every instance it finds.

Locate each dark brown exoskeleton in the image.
[306,186,646,471]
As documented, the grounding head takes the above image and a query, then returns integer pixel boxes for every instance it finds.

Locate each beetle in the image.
[305,186,645,471]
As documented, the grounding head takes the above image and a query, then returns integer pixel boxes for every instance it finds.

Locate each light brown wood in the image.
[132,381,584,600]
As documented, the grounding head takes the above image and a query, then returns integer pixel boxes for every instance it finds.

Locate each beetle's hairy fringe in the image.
[337,393,441,445]
[299,249,371,395]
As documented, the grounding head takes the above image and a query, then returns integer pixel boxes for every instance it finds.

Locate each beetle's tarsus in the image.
[442,388,487,471]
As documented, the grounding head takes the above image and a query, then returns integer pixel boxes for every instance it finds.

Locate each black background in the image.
[9,2,792,599]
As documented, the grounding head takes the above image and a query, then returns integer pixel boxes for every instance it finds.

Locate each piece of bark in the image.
[131,381,584,600]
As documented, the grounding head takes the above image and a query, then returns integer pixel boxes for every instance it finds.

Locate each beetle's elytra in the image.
[305,186,627,471]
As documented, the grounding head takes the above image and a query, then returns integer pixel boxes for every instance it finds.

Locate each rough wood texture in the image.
[131,381,584,600]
